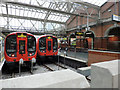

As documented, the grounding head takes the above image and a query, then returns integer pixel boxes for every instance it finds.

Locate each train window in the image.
[53,38,58,50]
[39,37,46,50]
[19,40,25,54]
[6,35,17,53]
[27,35,36,52]
[48,41,51,51]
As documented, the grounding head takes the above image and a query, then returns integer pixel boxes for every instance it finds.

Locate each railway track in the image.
[42,64,55,71]
[2,56,85,79]
[49,61,67,69]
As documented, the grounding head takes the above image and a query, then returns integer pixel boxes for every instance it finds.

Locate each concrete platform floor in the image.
[1,69,90,88]
[60,50,88,62]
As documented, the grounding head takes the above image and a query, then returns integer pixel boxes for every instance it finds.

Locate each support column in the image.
[119,1,120,15]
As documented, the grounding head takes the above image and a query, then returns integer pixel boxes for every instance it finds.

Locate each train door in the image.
[17,33,27,60]
[46,36,53,55]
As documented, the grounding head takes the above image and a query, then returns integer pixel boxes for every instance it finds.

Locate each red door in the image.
[46,38,53,55]
[17,37,28,61]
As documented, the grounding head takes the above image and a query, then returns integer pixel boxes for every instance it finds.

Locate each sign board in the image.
[112,14,120,22]
[75,32,84,36]
[70,38,76,45]
[63,38,67,40]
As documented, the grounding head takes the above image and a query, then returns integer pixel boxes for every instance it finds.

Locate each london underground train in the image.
[36,35,58,58]
[4,32,37,66]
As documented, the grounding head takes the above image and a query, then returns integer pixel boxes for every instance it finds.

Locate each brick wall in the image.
[66,1,119,37]
[88,50,120,66]
[101,2,119,19]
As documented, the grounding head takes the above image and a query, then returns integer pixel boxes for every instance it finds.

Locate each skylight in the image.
[81,0,108,6]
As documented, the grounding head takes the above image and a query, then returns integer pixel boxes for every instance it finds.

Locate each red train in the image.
[4,32,37,66]
[36,35,58,57]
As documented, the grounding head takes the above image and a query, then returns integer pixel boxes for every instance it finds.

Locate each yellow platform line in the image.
[1,56,4,62]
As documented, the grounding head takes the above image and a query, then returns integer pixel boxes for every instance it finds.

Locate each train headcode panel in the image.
[17,33,27,38]
[47,36,52,39]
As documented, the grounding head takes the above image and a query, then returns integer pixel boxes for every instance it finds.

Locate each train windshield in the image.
[27,35,36,52]
[53,37,58,50]
[39,37,46,50]
[6,35,17,53]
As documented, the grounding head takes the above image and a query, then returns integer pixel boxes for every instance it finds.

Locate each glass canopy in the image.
[81,0,108,6]
[0,0,108,33]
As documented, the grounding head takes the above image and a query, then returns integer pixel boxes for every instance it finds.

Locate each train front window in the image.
[19,40,25,54]
[6,35,17,53]
[27,35,36,52]
[39,37,46,50]
[53,38,58,50]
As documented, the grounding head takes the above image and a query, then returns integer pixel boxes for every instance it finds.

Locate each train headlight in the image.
[54,50,57,52]
[40,50,46,53]
[29,53,32,56]
[28,52,35,56]
[11,54,15,57]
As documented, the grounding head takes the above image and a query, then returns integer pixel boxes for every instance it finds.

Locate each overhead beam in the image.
[4,1,97,20]
[1,14,66,24]
[5,2,77,16]
[66,18,112,32]
[75,2,100,10]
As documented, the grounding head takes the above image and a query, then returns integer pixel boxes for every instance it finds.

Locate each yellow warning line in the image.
[1,56,4,62]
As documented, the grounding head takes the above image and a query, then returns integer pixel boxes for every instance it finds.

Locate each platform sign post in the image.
[64,51,66,68]
[75,47,76,58]
[19,64,21,76]
[19,58,24,76]
[31,58,36,74]
[31,61,33,74]
[91,38,94,49]
[58,50,60,70]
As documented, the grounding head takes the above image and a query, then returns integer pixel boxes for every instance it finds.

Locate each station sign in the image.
[112,14,120,22]
[63,38,67,40]
[75,32,84,36]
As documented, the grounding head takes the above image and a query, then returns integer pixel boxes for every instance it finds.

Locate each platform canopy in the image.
[0,0,108,35]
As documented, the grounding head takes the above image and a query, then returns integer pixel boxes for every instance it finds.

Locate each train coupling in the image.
[19,58,24,65]
[31,58,36,63]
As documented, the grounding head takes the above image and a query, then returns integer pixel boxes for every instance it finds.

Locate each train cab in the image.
[37,35,58,57]
[4,32,37,66]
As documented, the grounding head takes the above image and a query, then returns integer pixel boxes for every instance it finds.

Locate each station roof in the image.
[0,0,108,34]
[81,0,108,6]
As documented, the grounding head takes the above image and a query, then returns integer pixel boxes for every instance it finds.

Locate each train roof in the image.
[34,34,57,39]
[6,32,34,37]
